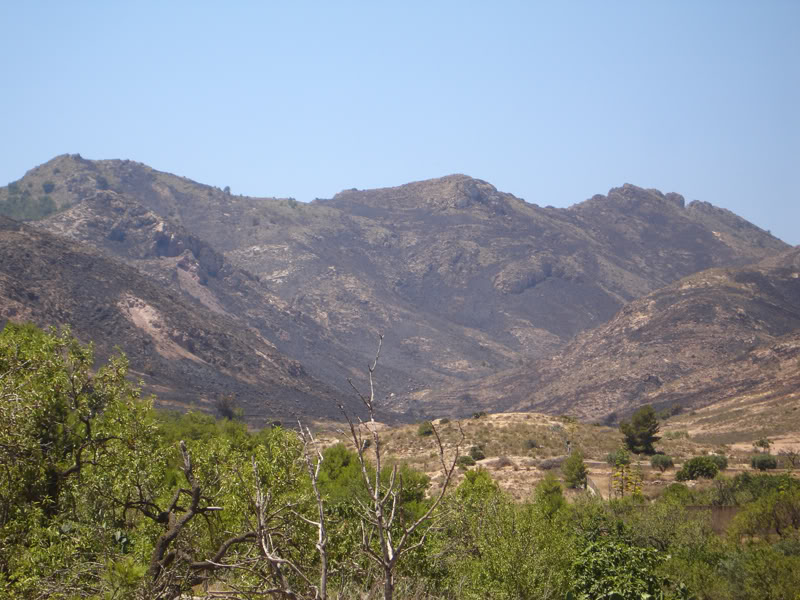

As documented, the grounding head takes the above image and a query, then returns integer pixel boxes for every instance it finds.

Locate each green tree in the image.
[0,323,156,596]
[620,405,660,454]
[562,450,588,489]
[751,454,778,471]
[650,454,674,472]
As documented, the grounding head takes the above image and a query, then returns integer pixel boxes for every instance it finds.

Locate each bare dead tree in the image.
[339,335,463,600]
[296,422,329,600]
[779,448,800,470]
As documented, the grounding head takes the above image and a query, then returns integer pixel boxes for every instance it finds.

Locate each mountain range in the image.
[1,153,795,425]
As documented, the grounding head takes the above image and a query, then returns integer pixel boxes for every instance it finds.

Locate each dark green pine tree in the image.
[620,405,660,454]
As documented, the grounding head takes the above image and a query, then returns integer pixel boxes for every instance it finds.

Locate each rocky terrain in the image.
[414,248,800,422]
[0,217,355,423]
[1,153,794,422]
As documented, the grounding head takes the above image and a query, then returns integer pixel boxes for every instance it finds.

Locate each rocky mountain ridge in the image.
[1,154,792,421]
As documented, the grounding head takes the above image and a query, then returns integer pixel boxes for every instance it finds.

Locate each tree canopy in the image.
[620,405,661,454]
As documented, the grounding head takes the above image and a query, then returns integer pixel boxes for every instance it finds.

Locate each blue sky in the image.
[1,1,798,243]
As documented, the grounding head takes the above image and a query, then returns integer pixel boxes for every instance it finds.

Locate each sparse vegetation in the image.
[3,324,800,600]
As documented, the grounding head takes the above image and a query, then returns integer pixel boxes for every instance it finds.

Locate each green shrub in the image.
[417,420,434,436]
[456,455,476,468]
[676,456,719,481]
[650,454,674,472]
[525,438,539,450]
[709,454,728,471]
[472,411,487,419]
[751,454,778,471]
[42,181,55,193]
[468,445,485,461]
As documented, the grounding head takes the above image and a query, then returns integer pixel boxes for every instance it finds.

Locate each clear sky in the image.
[1,1,798,244]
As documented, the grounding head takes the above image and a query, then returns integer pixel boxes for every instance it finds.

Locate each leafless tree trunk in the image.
[340,335,463,600]
[296,422,329,600]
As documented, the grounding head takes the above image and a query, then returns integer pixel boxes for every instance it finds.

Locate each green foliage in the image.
[562,450,588,489]
[417,420,434,436]
[606,447,631,467]
[729,487,800,540]
[619,404,660,454]
[751,454,778,471]
[753,437,772,452]
[456,455,476,467]
[42,180,55,193]
[650,454,674,472]
[468,444,486,461]
[0,323,156,596]
[708,454,728,471]
[95,175,110,189]
[676,456,720,481]
[534,473,567,518]
[570,535,666,600]
[434,470,573,600]
[5,324,800,600]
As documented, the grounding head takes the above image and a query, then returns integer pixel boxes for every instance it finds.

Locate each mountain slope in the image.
[414,247,800,421]
[3,155,790,417]
[0,217,351,422]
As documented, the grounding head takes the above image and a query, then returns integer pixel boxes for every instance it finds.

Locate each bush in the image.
[456,455,476,468]
[676,456,719,481]
[494,456,514,469]
[42,181,56,193]
[538,455,567,470]
[751,454,778,471]
[438,417,450,425]
[472,411,487,419]
[416,421,434,436]
[468,445,486,461]
[650,454,674,472]
[525,438,539,450]
[709,454,728,471]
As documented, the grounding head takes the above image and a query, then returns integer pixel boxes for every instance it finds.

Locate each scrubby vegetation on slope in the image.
[2,324,800,599]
